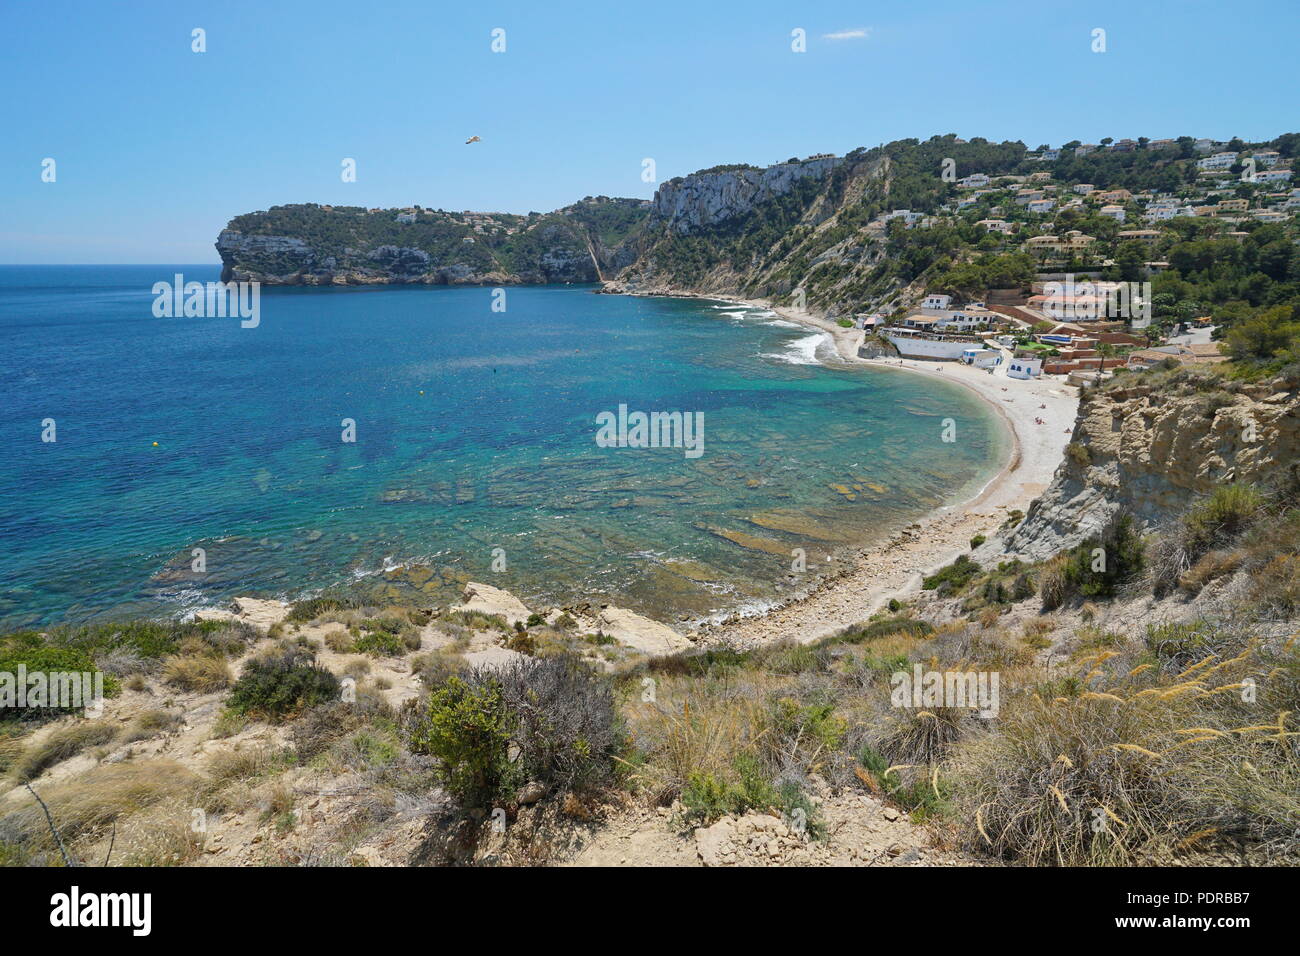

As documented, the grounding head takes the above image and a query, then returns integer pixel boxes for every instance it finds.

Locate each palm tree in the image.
[1096,341,1118,373]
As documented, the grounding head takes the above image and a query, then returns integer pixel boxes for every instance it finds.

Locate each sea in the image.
[0,266,1009,630]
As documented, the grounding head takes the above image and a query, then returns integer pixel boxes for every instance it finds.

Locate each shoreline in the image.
[605,284,1080,646]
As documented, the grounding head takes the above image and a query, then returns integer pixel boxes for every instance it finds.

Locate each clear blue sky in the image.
[3,0,1296,263]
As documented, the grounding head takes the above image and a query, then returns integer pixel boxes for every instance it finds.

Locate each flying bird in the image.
[465,135,481,145]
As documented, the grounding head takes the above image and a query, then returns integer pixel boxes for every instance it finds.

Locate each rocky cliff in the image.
[215,137,1035,308]
[609,136,1032,318]
[651,157,844,235]
[1004,372,1300,560]
[216,198,649,286]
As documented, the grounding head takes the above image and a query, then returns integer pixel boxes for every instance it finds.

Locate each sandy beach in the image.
[608,286,1081,646]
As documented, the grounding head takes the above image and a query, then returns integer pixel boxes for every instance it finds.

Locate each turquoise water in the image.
[0,266,1008,629]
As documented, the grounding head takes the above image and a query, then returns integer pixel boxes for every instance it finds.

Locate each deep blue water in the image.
[0,266,1008,628]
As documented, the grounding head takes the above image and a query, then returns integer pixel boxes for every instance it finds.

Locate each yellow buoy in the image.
[152,442,159,447]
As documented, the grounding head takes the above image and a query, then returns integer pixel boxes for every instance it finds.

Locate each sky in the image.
[2,0,1297,263]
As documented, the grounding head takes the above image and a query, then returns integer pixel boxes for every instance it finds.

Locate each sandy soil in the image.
[612,288,1081,647]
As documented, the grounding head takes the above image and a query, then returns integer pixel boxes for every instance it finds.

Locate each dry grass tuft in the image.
[161,654,231,693]
[9,721,119,783]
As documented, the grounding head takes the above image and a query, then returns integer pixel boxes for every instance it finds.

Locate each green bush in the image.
[680,753,778,826]
[408,675,515,808]
[1183,483,1264,556]
[0,635,119,720]
[833,616,935,645]
[969,534,986,549]
[227,649,341,721]
[286,596,359,623]
[1061,514,1145,600]
[353,629,406,657]
[408,656,623,809]
[858,745,950,821]
[922,556,982,594]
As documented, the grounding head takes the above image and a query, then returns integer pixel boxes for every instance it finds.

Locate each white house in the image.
[1196,151,1238,171]
[961,347,1001,369]
[1145,205,1179,221]
[1027,198,1056,214]
[1073,183,1096,194]
[1252,151,1281,167]
[1075,144,1098,156]
[957,173,990,188]
[1099,204,1127,222]
[1253,168,1292,183]
[883,209,924,227]
[922,293,952,310]
[395,212,417,223]
[1007,357,1043,379]
[976,219,1015,234]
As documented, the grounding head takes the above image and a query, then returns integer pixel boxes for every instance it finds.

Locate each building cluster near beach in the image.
[850,134,1291,385]
[859,286,1227,386]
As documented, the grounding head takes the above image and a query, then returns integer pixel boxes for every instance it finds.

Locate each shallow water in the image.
[0,267,1008,628]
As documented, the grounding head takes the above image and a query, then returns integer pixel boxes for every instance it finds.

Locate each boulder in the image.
[595,606,692,656]
[451,582,533,627]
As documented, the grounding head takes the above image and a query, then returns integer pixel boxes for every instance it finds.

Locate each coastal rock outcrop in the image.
[215,198,649,286]
[652,156,843,235]
[451,581,534,628]
[1005,377,1300,560]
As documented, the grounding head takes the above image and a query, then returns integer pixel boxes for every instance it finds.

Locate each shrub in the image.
[407,656,623,810]
[1065,442,1092,468]
[92,646,149,677]
[857,745,950,820]
[834,616,935,645]
[1184,484,1264,555]
[969,534,986,550]
[922,555,982,593]
[0,635,119,720]
[1062,514,1144,600]
[407,675,514,808]
[507,632,536,654]
[680,752,779,825]
[353,629,406,657]
[1044,514,1145,610]
[226,649,341,721]
[286,596,359,623]
[323,629,354,653]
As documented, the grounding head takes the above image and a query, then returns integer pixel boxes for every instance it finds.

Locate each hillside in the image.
[216,197,650,285]
[217,131,1300,348]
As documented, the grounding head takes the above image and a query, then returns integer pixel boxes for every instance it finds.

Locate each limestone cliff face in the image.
[1005,377,1300,560]
[613,151,900,316]
[652,157,844,235]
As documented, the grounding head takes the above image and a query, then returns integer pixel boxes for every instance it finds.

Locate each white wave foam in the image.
[765,332,831,366]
